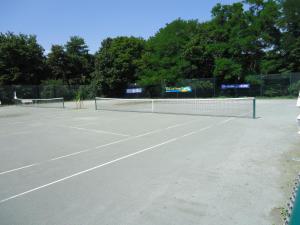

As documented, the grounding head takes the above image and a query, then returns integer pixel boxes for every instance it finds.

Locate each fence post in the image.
[151,99,154,113]
[260,75,263,96]
[213,77,216,97]
[253,98,256,119]
[94,97,97,110]
[290,73,292,93]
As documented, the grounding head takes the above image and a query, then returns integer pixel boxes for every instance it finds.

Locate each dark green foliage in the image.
[0,86,14,104]
[93,37,145,97]
[65,36,94,85]
[245,75,263,85]
[280,0,300,72]
[213,58,242,81]
[264,86,283,96]
[46,36,94,85]
[75,83,99,100]
[46,45,69,82]
[0,32,46,85]
[40,79,70,99]
[138,19,199,86]
[288,80,300,96]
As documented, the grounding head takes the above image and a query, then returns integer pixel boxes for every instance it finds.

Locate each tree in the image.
[213,58,242,81]
[183,22,218,79]
[184,0,282,84]
[65,36,94,85]
[46,45,69,82]
[93,37,145,97]
[281,0,300,37]
[137,19,200,86]
[0,32,46,85]
[280,0,300,72]
[46,37,94,85]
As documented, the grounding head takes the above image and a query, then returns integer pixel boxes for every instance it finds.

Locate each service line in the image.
[0,118,202,175]
[0,117,235,204]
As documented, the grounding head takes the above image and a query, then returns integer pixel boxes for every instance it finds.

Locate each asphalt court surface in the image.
[0,99,299,225]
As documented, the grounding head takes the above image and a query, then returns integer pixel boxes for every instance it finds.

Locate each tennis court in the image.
[0,99,299,225]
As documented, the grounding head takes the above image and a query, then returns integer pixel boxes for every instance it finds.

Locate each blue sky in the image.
[0,0,239,53]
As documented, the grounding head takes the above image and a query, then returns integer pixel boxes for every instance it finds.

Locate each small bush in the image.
[40,80,70,99]
[245,75,263,85]
[288,80,300,96]
[264,88,283,97]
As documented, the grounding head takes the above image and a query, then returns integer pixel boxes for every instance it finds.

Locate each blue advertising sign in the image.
[126,88,143,94]
[221,84,250,90]
[166,86,192,93]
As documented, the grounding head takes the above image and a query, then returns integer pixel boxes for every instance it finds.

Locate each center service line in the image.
[0,117,234,204]
[61,125,130,137]
[0,118,201,175]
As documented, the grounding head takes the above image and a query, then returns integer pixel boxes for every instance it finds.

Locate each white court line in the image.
[0,138,177,204]
[60,125,130,137]
[50,138,130,161]
[0,164,38,175]
[217,117,235,125]
[51,119,201,160]
[0,119,202,175]
[0,118,233,204]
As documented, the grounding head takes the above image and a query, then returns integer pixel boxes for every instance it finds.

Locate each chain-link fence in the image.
[1,73,300,105]
[131,73,300,98]
[0,85,100,105]
[140,72,300,98]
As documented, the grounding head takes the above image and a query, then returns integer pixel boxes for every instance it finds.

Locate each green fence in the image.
[132,73,300,98]
[1,73,300,105]
[0,85,100,105]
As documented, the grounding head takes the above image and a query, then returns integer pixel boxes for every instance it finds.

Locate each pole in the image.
[253,98,256,119]
[151,99,154,113]
[95,97,97,110]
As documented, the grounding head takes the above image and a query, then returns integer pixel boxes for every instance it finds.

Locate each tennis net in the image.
[95,97,256,118]
[15,97,64,108]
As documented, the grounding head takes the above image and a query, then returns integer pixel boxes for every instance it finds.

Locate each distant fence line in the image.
[127,72,300,98]
[1,73,300,104]
[0,85,98,105]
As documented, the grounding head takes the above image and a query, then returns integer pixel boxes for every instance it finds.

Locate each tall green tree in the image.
[46,45,69,82]
[280,0,300,72]
[0,32,46,85]
[138,19,199,86]
[93,37,145,96]
[65,36,94,85]
[184,0,281,82]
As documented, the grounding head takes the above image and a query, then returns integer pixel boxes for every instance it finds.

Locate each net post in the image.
[253,98,256,119]
[95,97,97,110]
[62,98,65,108]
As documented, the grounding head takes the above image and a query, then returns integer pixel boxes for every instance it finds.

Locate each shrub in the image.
[40,80,70,99]
[288,80,300,96]
[264,87,283,97]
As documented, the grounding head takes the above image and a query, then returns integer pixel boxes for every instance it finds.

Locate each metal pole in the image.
[95,97,97,110]
[213,77,216,97]
[253,98,256,119]
[151,99,154,113]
